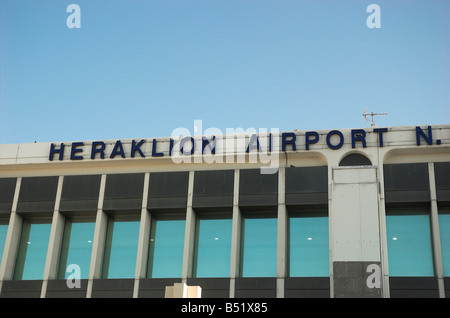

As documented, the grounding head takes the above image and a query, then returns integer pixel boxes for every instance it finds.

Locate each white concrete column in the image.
[377,164,390,298]
[331,166,382,297]
[328,166,334,298]
[86,174,108,298]
[428,163,445,298]
[0,177,23,290]
[41,175,65,297]
[229,169,241,298]
[276,167,287,298]
[182,171,196,283]
[133,172,151,298]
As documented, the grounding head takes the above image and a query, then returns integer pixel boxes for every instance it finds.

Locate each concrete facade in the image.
[0,124,449,298]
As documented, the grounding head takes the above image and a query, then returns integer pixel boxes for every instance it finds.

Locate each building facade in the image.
[0,124,449,298]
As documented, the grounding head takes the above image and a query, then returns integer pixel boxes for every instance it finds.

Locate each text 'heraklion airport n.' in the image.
[48,125,442,162]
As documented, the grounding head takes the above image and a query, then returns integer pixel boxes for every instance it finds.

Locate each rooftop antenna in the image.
[363,109,387,127]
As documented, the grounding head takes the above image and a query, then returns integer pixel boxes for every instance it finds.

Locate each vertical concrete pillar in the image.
[41,175,65,297]
[133,172,151,298]
[0,177,23,292]
[276,167,287,298]
[331,166,382,297]
[229,169,241,298]
[86,174,107,298]
[377,164,390,298]
[428,163,445,298]
[182,171,196,283]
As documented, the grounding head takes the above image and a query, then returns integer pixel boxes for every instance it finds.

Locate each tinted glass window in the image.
[386,213,434,276]
[147,219,185,278]
[14,221,51,280]
[289,215,329,277]
[58,220,95,279]
[194,218,232,277]
[102,219,140,278]
[240,217,277,277]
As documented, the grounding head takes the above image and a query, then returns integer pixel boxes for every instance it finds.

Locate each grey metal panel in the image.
[286,166,327,192]
[239,169,278,208]
[0,178,16,214]
[286,193,328,208]
[16,176,58,213]
[138,278,182,298]
[193,170,234,208]
[186,278,230,298]
[284,277,330,298]
[103,198,143,212]
[285,166,328,206]
[0,280,42,298]
[384,163,430,190]
[238,194,278,209]
[103,173,144,211]
[148,171,189,211]
[385,191,431,205]
[45,279,88,298]
[234,278,276,298]
[332,167,380,262]
[91,279,134,298]
[59,175,101,212]
[435,162,450,202]
[384,163,430,203]
[389,277,439,298]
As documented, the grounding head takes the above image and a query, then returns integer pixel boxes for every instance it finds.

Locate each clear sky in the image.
[0,0,449,144]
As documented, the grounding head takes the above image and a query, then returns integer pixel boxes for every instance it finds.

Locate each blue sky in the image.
[1,0,449,144]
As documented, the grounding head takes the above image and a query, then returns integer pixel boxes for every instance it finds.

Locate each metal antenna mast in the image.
[362,109,387,127]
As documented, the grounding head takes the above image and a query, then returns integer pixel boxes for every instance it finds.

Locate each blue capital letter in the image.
[416,126,433,145]
[70,142,84,160]
[110,140,125,159]
[351,129,367,148]
[152,139,164,157]
[305,131,319,150]
[91,141,105,159]
[49,143,65,161]
[131,139,146,158]
[202,136,216,154]
[373,128,388,147]
[326,130,344,150]
[282,132,296,151]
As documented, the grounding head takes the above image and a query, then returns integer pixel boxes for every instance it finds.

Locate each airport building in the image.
[0,124,449,298]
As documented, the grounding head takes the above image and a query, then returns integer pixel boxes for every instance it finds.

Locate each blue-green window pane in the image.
[439,213,450,277]
[386,214,434,276]
[102,220,140,279]
[289,216,329,277]
[0,224,8,267]
[195,218,232,277]
[148,219,185,278]
[58,221,95,279]
[14,221,51,280]
[241,217,277,277]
